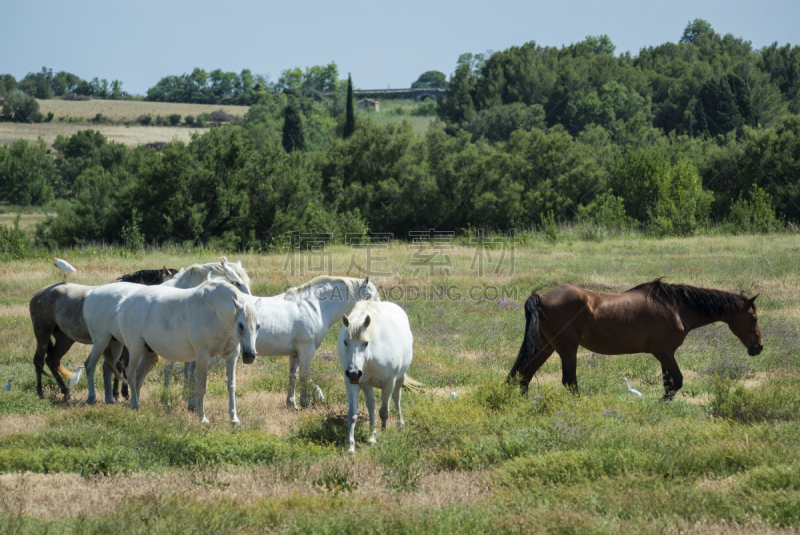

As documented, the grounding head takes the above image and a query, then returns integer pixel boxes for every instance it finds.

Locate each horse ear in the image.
[162,266,169,275]
[342,315,349,327]
[362,276,369,286]
[207,271,213,281]
[364,315,371,328]
[232,297,243,310]
[255,298,262,311]
[747,294,760,307]
[236,260,242,268]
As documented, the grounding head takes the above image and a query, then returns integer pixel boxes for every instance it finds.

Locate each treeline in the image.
[0,67,128,100]
[2,20,799,252]
[144,63,341,105]
[437,20,799,140]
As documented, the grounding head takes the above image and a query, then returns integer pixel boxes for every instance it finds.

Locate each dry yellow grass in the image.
[0,122,209,148]
[36,99,249,122]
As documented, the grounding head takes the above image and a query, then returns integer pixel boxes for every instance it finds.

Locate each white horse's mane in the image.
[344,301,382,341]
[286,275,364,299]
[170,262,251,290]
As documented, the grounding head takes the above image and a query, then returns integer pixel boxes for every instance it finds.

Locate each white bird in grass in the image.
[68,366,83,389]
[622,377,643,397]
[449,391,458,399]
[3,379,11,391]
[52,258,76,283]
[218,256,244,286]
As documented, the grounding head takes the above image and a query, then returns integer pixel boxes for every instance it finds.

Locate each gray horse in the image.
[29,267,175,401]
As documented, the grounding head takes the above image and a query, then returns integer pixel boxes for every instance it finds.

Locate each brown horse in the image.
[507,279,763,398]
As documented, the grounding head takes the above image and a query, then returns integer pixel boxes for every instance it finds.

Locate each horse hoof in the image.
[231,418,240,426]
[200,417,210,424]
[87,397,96,405]
[368,436,377,444]
[286,397,298,410]
[105,398,116,405]
[299,395,311,408]
[348,447,356,454]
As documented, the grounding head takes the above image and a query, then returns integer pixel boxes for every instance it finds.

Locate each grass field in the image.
[357,99,437,135]
[0,122,210,149]
[36,99,250,122]
[1,232,799,533]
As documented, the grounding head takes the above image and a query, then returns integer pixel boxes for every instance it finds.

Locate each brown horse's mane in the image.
[631,278,748,318]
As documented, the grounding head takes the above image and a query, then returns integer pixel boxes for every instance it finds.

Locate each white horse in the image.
[83,262,248,404]
[86,280,259,423]
[338,300,413,453]
[180,275,380,409]
[248,275,380,410]
[163,260,252,294]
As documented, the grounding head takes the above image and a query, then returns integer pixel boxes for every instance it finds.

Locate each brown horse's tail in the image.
[506,292,542,385]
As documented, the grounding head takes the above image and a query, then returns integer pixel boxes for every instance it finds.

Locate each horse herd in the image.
[28,259,764,451]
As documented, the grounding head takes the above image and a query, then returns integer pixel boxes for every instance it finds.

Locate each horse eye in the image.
[364,342,369,347]
[343,340,348,347]
[239,323,244,330]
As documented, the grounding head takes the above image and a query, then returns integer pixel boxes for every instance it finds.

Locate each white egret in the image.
[3,379,10,391]
[449,391,458,399]
[68,365,83,389]
[218,256,244,286]
[52,258,76,283]
[622,377,643,397]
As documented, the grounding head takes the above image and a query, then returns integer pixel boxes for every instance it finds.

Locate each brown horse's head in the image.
[726,294,763,356]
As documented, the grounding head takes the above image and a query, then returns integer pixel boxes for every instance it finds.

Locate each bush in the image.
[0,138,56,205]
[730,184,783,233]
[168,114,181,126]
[184,115,195,126]
[155,114,166,126]
[137,114,152,125]
[0,215,33,260]
[210,109,234,122]
[1,93,41,123]
[45,111,54,122]
[195,114,207,127]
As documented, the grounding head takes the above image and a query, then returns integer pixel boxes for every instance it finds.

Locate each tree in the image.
[583,35,616,56]
[1,93,42,123]
[282,101,305,152]
[411,70,446,89]
[680,19,713,44]
[343,75,355,139]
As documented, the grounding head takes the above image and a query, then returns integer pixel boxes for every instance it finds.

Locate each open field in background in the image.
[1,233,800,533]
[0,123,209,149]
[357,99,437,135]
[36,99,250,122]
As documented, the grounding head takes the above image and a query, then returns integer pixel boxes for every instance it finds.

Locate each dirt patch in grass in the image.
[0,461,490,519]
[0,305,29,318]
[0,414,46,435]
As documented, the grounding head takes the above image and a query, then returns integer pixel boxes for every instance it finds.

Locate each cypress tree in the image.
[343,74,355,138]
[694,97,709,136]
[282,101,305,152]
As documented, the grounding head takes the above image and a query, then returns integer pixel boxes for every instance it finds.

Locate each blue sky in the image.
[3,0,799,95]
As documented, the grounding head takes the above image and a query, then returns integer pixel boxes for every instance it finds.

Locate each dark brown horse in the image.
[507,279,763,398]
[30,267,177,401]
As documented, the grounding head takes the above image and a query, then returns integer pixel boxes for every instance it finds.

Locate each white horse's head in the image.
[232,296,260,364]
[355,276,380,302]
[340,302,379,384]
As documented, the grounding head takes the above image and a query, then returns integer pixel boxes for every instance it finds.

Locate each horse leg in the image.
[84,331,114,404]
[163,361,174,388]
[186,361,197,412]
[656,351,683,400]
[47,332,74,401]
[225,350,240,425]
[193,352,211,424]
[297,344,317,408]
[519,334,556,390]
[557,344,579,391]
[118,347,130,401]
[101,342,122,404]
[391,375,404,427]
[125,341,147,410]
[363,386,377,444]
[346,380,360,453]
[286,354,300,410]
[379,378,395,430]
[134,351,159,394]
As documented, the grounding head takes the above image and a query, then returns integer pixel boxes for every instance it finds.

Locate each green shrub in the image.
[137,114,152,125]
[168,113,181,126]
[184,115,195,126]
[730,184,783,233]
[710,378,800,423]
[540,209,559,243]
[1,93,41,122]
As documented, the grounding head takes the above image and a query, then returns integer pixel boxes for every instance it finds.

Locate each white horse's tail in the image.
[403,374,424,392]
